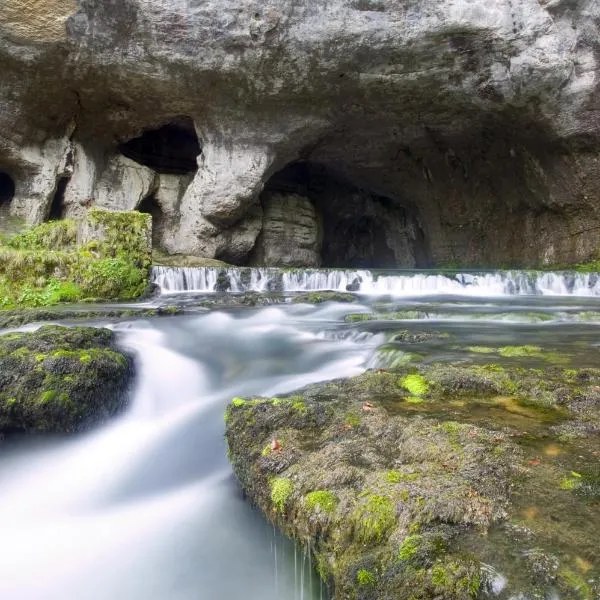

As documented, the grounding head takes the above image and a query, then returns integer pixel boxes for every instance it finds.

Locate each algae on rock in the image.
[0,325,134,435]
[225,363,600,599]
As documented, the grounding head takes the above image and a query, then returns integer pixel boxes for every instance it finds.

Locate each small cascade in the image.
[151,266,600,297]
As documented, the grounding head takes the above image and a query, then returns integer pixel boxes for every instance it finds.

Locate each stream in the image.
[1,268,599,600]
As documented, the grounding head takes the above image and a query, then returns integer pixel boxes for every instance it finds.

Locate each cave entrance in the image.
[0,171,15,208]
[254,162,429,269]
[138,194,164,248]
[119,117,201,175]
[48,176,69,220]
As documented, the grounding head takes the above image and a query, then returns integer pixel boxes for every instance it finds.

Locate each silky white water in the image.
[151,266,600,297]
[3,289,600,599]
[0,305,380,600]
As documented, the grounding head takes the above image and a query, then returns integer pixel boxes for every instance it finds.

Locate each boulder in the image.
[0,326,134,435]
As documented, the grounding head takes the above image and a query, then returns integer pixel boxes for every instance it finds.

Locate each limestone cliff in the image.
[0,0,598,267]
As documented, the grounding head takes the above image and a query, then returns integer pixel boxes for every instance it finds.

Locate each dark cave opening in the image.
[48,177,69,220]
[138,194,164,248]
[119,117,201,175]
[0,171,15,208]
[256,162,429,269]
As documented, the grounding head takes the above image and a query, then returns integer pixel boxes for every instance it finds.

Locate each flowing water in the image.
[1,268,600,599]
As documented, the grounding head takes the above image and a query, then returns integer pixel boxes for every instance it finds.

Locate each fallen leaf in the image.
[271,438,282,452]
[527,458,541,466]
[523,506,538,520]
[362,402,375,412]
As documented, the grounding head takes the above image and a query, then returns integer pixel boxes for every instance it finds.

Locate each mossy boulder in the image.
[292,291,357,304]
[0,209,152,309]
[226,364,600,599]
[0,325,134,435]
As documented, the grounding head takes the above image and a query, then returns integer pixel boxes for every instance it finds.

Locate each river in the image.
[1,267,599,600]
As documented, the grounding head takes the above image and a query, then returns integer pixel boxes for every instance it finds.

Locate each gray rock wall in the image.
[0,0,598,266]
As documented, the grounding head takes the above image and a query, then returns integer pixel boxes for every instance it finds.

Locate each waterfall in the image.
[150,266,600,297]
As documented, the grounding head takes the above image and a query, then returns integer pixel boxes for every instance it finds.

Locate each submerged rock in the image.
[0,326,134,436]
[226,364,600,599]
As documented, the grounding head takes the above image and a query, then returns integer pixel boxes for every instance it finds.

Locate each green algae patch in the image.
[499,345,543,358]
[356,568,376,586]
[305,491,337,514]
[271,478,293,513]
[0,325,133,435]
[0,210,151,309]
[353,494,396,543]
[400,373,430,396]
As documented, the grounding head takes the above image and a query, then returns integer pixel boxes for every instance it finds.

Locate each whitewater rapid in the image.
[151,266,600,297]
[0,306,381,600]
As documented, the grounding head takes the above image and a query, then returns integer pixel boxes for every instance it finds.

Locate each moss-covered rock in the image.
[226,363,600,599]
[0,210,152,309]
[0,325,133,435]
[0,305,183,329]
[292,291,357,304]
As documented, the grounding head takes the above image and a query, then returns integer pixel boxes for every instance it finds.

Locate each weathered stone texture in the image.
[0,0,598,266]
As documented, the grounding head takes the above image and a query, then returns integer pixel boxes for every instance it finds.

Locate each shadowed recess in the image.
[262,162,430,268]
[0,171,15,207]
[138,195,164,248]
[119,117,201,175]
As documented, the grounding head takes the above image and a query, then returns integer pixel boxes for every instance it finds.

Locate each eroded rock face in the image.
[0,0,598,266]
[250,192,322,267]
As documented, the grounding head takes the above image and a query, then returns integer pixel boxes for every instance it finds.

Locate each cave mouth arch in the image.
[0,171,15,208]
[119,117,201,175]
[252,162,429,269]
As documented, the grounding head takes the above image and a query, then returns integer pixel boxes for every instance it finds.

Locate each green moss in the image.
[79,352,92,364]
[431,562,481,598]
[0,210,151,309]
[398,534,422,562]
[7,220,77,251]
[431,564,451,586]
[560,471,582,491]
[353,494,396,543]
[405,396,425,404]
[231,397,247,407]
[270,478,293,513]
[345,412,361,427]
[356,569,376,586]
[292,292,356,304]
[261,444,272,457]
[386,470,419,484]
[498,345,543,358]
[400,374,430,396]
[292,399,308,414]
[305,490,338,513]
[558,568,593,600]
[466,346,496,354]
[38,390,57,404]
[344,313,374,323]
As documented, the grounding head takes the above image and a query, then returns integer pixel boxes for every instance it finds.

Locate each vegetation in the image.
[0,210,151,309]
[0,325,133,434]
[292,291,357,304]
[225,360,600,599]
